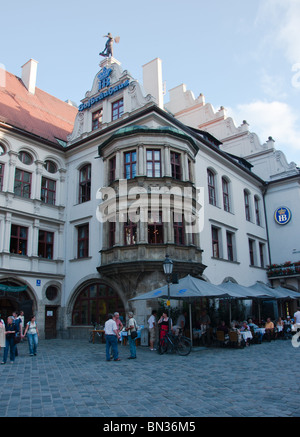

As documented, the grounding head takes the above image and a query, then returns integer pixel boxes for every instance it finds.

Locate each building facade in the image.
[0,56,297,338]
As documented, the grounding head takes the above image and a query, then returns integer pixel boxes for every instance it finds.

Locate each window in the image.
[77,224,89,258]
[92,108,103,131]
[79,164,91,203]
[226,231,234,261]
[108,221,115,247]
[14,169,31,198]
[146,150,161,177]
[173,213,185,245]
[259,242,265,268]
[244,190,251,221]
[207,170,216,206]
[255,196,261,226]
[124,220,137,245]
[44,160,57,174]
[148,212,163,244]
[222,178,230,212]
[41,177,56,205]
[0,163,4,190]
[249,239,255,266]
[112,99,123,121]
[124,151,136,179]
[10,225,28,255]
[18,151,33,165]
[46,286,58,301]
[109,156,116,184]
[38,230,54,259]
[72,283,125,325]
[171,152,181,180]
[212,226,219,258]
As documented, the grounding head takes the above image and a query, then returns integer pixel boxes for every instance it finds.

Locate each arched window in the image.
[222,177,230,212]
[72,283,125,325]
[18,151,33,165]
[254,195,261,226]
[207,169,216,206]
[244,190,251,221]
[79,164,91,203]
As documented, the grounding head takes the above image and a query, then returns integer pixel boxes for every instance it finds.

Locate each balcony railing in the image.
[267,261,300,278]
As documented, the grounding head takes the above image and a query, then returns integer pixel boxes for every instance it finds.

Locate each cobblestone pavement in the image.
[0,338,299,417]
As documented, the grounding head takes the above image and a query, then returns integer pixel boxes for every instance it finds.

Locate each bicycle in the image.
[158,330,192,356]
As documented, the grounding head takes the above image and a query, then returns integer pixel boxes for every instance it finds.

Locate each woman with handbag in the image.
[125,311,137,359]
[24,315,39,356]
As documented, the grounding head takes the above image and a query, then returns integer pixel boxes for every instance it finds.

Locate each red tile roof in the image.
[0,69,77,144]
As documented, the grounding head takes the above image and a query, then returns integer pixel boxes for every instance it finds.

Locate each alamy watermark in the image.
[96,180,204,234]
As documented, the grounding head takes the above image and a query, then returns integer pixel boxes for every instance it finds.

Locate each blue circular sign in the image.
[274,206,292,225]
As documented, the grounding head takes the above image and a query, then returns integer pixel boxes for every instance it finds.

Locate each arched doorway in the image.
[0,280,34,323]
[72,282,125,326]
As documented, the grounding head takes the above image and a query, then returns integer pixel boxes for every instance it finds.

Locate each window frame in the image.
[14,168,31,198]
[148,211,164,244]
[38,230,54,259]
[124,219,137,246]
[244,190,251,221]
[92,108,103,131]
[173,212,185,245]
[171,151,181,180]
[226,231,234,262]
[109,156,116,184]
[249,238,255,266]
[112,99,124,121]
[0,163,4,191]
[146,149,161,178]
[255,196,261,226]
[79,164,91,204]
[222,178,230,212]
[124,151,137,179]
[207,170,216,206]
[41,177,56,205]
[10,225,28,256]
[77,223,89,259]
[211,226,220,258]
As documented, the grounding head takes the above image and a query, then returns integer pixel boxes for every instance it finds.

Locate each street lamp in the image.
[163,254,173,331]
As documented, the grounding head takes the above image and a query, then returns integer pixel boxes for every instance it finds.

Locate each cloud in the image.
[256,0,300,64]
[228,100,300,165]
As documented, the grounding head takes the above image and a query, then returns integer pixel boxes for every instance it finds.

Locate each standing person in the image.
[113,312,123,332]
[148,310,157,351]
[24,315,39,356]
[12,311,22,356]
[19,311,25,339]
[158,311,172,351]
[126,311,138,359]
[104,314,120,361]
[293,307,300,331]
[0,315,5,352]
[1,316,17,364]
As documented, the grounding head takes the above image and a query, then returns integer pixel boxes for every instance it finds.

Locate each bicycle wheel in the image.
[176,336,192,356]
[159,337,168,354]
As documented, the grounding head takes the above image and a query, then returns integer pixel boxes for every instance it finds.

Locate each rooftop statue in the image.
[99,33,120,58]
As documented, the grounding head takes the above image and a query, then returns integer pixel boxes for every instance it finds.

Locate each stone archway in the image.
[0,279,37,324]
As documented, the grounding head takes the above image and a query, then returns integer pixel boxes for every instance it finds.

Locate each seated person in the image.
[265,317,275,341]
[172,312,186,336]
[217,320,229,334]
[248,318,263,343]
[199,310,211,345]
[230,321,242,346]
[240,321,250,331]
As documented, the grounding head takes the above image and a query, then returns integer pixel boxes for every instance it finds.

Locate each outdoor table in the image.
[240,331,253,341]
[255,328,265,335]
[192,329,202,339]
[276,326,283,332]
[91,330,105,344]
[120,329,142,345]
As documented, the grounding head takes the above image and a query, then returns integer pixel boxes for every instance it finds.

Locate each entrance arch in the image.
[0,279,36,323]
[72,281,125,326]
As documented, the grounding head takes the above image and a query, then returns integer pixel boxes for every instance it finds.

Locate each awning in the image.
[0,284,28,292]
[248,282,299,300]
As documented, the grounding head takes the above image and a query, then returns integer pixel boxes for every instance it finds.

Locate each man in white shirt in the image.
[148,310,157,351]
[104,314,120,361]
[294,307,300,331]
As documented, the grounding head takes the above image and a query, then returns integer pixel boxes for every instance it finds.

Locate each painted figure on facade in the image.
[99,33,120,58]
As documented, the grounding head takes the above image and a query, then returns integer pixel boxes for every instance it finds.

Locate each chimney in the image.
[142,58,164,109]
[21,59,38,94]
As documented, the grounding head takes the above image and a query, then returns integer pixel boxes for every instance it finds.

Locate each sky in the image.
[1,0,300,165]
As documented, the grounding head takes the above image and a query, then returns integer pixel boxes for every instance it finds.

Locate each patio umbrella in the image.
[130,275,233,346]
[249,282,299,300]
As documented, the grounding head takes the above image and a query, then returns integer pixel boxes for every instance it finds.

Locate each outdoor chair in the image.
[215,330,227,347]
[229,331,243,348]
